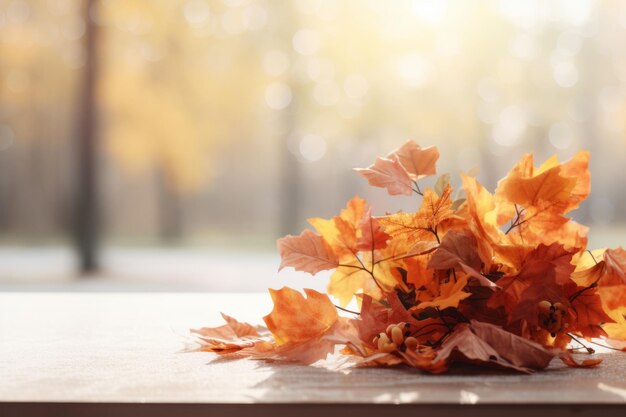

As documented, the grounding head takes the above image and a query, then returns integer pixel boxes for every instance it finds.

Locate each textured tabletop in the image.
[1,292,625,416]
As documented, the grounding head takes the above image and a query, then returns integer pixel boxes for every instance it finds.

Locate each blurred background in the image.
[0,0,625,292]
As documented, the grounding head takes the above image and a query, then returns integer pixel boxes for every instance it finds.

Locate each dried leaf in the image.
[263,287,338,346]
[498,164,576,210]
[469,320,556,369]
[570,289,614,338]
[356,211,390,251]
[308,195,367,257]
[573,247,626,288]
[354,156,413,196]
[387,141,440,180]
[434,323,534,373]
[277,229,338,274]
[560,353,603,368]
[191,314,269,353]
[195,142,626,375]
[434,173,451,197]
[428,230,497,289]
[380,186,455,243]
[328,263,381,307]
[413,275,471,311]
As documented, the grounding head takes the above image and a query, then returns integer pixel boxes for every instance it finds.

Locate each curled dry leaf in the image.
[425,321,555,374]
[469,320,555,370]
[387,141,440,180]
[277,229,338,274]
[433,324,531,373]
[569,289,614,339]
[356,211,390,252]
[354,156,414,196]
[380,186,456,244]
[263,287,338,346]
[191,314,270,353]
[428,230,498,289]
[560,353,603,368]
[412,275,471,311]
[192,140,626,375]
[327,262,382,308]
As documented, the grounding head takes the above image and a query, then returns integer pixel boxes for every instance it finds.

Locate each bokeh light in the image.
[0,0,625,287]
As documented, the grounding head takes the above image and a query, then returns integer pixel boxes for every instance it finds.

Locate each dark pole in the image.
[157,166,183,243]
[278,6,301,237]
[279,95,300,237]
[75,0,99,273]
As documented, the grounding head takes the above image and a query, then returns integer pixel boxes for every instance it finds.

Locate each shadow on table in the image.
[239,358,576,404]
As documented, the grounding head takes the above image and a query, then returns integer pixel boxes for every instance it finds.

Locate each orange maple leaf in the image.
[263,287,338,346]
[412,275,471,311]
[560,353,602,368]
[496,151,590,216]
[470,320,556,370]
[387,141,440,180]
[327,262,382,307]
[427,230,498,289]
[491,244,577,321]
[191,314,270,353]
[308,195,367,258]
[497,160,576,211]
[277,229,338,274]
[308,197,400,306]
[356,210,391,252]
[196,141,626,375]
[432,321,555,373]
[602,303,626,339]
[570,289,614,339]
[380,185,456,243]
[354,156,414,196]
[573,247,626,288]
[573,248,626,314]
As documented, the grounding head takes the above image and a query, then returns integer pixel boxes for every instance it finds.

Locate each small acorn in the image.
[376,332,390,351]
[404,337,419,350]
[391,326,404,346]
[538,300,552,313]
[537,300,567,335]
[379,342,398,353]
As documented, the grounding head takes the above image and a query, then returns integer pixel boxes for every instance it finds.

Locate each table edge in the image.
[1,402,625,417]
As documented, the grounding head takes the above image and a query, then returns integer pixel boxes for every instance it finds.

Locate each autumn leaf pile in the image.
[193,141,626,373]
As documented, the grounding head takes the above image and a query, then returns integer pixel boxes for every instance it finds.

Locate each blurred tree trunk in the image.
[578,21,600,224]
[279,97,300,237]
[0,153,14,231]
[279,6,301,237]
[157,167,183,242]
[74,0,99,273]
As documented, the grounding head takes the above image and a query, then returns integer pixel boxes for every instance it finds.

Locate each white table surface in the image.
[1,292,625,417]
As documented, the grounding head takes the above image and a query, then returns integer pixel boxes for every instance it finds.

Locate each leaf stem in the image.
[369,216,375,276]
[337,263,364,270]
[429,226,441,244]
[412,180,423,196]
[335,305,360,315]
[569,281,598,303]
[587,250,599,265]
[374,248,437,265]
[583,338,625,352]
[567,333,595,354]
[413,322,449,333]
[504,205,526,235]
[352,254,384,292]
[431,327,454,347]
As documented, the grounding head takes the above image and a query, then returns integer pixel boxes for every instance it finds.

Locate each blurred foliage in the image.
[0,0,625,244]
[99,0,268,192]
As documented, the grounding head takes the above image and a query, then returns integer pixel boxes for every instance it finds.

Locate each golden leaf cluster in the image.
[193,141,626,373]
